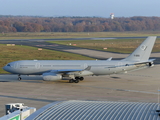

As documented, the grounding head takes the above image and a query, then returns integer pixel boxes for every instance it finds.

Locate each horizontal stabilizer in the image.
[134,59,155,65]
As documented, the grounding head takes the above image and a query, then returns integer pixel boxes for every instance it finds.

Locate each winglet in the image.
[84,66,91,71]
[107,57,112,61]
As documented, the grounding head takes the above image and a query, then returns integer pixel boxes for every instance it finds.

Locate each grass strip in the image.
[49,38,160,53]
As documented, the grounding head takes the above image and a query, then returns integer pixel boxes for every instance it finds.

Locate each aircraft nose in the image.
[3,66,7,71]
[3,66,10,72]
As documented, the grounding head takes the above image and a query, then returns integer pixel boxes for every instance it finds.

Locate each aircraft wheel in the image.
[80,77,84,81]
[69,79,73,83]
[75,77,79,80]
[18,77,21,81]
[75,79,79,83]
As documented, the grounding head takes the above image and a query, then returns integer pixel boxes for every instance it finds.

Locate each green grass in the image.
[0,44,93,73]
[49,38,160,53]
[0,31,160,40]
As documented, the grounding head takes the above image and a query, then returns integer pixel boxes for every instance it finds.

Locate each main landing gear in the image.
[18,74,21,81]
[69,77,84,83]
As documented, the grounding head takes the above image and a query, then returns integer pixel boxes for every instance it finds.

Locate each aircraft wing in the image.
[42,66,93,81]
[50,66,91,74]
[51,69,84,74]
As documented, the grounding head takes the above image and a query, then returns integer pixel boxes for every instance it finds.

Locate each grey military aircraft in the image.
[3,36,156,83]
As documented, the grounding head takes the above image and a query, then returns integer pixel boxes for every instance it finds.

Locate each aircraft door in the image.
[36,63,40,69]
[14,63,19,69]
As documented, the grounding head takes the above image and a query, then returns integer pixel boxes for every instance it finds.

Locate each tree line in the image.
[0,16,160,32]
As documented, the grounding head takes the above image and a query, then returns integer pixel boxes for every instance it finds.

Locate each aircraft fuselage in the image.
[3,60,142,75]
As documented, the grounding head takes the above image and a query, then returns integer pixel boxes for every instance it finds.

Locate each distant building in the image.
[110,13,114,19]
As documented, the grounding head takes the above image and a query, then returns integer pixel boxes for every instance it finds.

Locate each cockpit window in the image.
[7,64,11,67]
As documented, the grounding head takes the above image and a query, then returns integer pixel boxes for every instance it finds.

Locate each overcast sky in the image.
[0,0,160,18]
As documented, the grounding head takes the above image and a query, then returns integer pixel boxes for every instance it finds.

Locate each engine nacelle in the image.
[42,72,62,81]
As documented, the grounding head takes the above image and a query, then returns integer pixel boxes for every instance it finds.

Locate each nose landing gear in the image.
[18,74,21,81]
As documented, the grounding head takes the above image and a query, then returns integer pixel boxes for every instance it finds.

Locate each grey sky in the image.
[0,0,159,18]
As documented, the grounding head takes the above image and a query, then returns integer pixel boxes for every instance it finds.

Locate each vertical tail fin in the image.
[123,36,157,62]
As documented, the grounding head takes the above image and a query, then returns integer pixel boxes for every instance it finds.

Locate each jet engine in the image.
[42,72,62,81]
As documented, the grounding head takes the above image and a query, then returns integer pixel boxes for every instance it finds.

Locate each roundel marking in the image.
[140,45,147,50]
